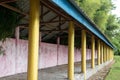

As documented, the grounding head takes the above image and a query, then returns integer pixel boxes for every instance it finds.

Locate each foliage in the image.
[75,0,120,54]
[94,11,108,32]
[75,0,114,32]
[75,0,101,20]
[105,56,120,80]
[105,15,120,55]
[0,3,21,41]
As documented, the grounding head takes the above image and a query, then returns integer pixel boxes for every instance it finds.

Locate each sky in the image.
[112,0,120,17]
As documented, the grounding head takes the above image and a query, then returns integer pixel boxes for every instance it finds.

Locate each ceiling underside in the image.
[0,0,85,43]
[0,0,114,48]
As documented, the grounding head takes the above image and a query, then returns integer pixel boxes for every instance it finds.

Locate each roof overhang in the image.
[50,0,114,49]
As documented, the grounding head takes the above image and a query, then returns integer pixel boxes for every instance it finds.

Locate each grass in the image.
[105,56,120,80]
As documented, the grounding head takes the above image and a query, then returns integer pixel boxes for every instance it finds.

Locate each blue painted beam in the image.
[51,0,114,49]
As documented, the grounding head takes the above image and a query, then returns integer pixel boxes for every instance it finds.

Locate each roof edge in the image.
[50,0,115,49]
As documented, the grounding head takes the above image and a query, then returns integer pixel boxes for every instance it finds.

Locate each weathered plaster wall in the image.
[0,38,97,77]
[0,39,16,77]
[39,42,57,68]
[16,39,28,73]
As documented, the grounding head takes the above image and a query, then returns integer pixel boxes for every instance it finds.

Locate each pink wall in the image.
[39,43,57,68]
[16,39,28,73]
[58,45,68,65]
[0,38,98,77]
[0,39,16,77]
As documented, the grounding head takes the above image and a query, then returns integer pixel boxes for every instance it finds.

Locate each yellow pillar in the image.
[108,47,109,61]
[112,50,113,60]
[110,48,111,60]
[111,49,112,59]
[109,47,110,60]
[97,40,100,65]
[106,45,107,61]
[113,51,114,59]
[110,48,112,60]
[91,35,95,68]
[27,0,40,80]
[111,49,112,60]
[108,47,109,60]
[108,47,110,60]
[112,49,113,60]
[105,45,106,62]
[81,30,86,75]
[103,43,105,62]
[101,42,103,64]
[103,44,106,62]
[106,46,108,61]
[68,21,74,80]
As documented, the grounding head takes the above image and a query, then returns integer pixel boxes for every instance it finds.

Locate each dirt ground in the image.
[88,60,115,80]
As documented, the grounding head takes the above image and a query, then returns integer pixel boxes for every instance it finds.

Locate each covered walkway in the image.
[0,0,114,80]
[0,60,112,80]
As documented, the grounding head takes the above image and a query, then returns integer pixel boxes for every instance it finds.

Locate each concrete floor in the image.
[0,60,112,80]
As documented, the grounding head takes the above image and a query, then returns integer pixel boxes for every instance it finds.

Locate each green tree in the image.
[75,0,114,32]
[75,0,120,55]
[105,15,120,55]
[75,0,101,20]
[94,11,108,32]
[0,3,20,41]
